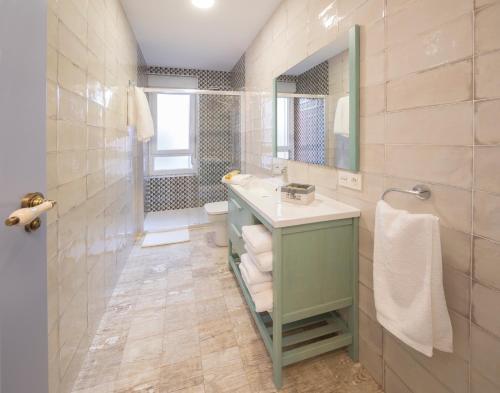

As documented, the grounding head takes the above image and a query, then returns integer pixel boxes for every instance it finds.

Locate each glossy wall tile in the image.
[241,0,500,391]
[46,0,140,392]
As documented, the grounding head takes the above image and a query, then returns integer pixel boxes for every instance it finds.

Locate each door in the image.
[0,1,48,393]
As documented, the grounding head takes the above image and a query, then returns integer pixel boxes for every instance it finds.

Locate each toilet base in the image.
[204,201,229,247]
[212,220,228,247]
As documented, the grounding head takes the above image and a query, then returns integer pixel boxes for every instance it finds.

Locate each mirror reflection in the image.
[274,26,359,171]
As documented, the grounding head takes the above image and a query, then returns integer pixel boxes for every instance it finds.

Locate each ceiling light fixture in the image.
[191,0,215,9]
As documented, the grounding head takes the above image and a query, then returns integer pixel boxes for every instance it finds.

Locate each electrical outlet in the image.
[338,170,362,190]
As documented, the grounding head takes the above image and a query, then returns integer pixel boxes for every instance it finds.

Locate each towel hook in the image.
[381,184,431,201]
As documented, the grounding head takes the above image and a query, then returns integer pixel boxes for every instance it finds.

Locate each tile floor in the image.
[71,227,383,393]
[144,208,209,233]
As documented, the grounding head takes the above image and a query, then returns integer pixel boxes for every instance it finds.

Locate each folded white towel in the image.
[242,225,272,254]
[221,174,253,186]
[240,268,272,296]
[134,87,155,142]
[373,200,453,357]
[240,254,272,285]
[239,258,273,312]
[245,244,273,272]
[252,289,273,313]
[239,262,253,289]
[249,282,272,297]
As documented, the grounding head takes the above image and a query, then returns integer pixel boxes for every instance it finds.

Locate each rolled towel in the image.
[253,289,273,313]
[232,174,253,185]
[221,174,253,186]
[242,225,272,254]
[240,254,272,285]
[245,245,273,272]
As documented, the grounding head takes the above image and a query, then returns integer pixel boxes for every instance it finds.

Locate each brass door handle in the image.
[4,192,56,232]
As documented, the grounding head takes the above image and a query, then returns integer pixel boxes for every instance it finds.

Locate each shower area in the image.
[141,66,244,233]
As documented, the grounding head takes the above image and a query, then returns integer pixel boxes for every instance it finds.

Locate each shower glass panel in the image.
[144,90,242,212]
[198,93,241,206]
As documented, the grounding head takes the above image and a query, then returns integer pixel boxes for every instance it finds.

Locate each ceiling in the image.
[121,0,281,71]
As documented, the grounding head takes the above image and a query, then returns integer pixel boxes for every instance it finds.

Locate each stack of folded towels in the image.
[240,225,273,313]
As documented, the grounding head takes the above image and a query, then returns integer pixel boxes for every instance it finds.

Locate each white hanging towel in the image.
[127,87,136,129]
[134,86,154,142]
[245,244,273,272]
[373,200,453,357]
[241,225,272,254]
[333,95,350,137]
[240,253,272,285]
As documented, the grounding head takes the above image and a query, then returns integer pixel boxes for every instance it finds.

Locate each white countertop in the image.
[230,180,360,228]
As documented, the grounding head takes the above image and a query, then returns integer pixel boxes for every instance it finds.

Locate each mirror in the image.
[273,25,359,172]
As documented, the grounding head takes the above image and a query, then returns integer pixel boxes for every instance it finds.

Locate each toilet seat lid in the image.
[204,201,228,215]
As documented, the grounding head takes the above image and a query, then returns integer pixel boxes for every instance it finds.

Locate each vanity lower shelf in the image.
[227,187,359,388]
[229,253,353,367]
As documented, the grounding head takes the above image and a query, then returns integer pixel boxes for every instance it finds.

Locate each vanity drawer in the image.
[229,221,245,255]
[228,195,255,231]
[228,192,257,255]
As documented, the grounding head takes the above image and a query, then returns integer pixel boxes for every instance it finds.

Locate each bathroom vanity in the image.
[227,180,360,388]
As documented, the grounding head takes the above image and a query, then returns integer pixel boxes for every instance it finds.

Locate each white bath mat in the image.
[141,229,190,248]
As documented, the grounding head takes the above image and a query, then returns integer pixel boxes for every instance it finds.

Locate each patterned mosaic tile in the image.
[147,66,232,91]
[278,61,329,166]
[231,54,246,92]
[294,98,326,166]
[144,67,242,212]
[145,176,200,211]
[296,61,329,95]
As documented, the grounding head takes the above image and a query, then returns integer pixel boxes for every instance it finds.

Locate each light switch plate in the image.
[338,170,362,190]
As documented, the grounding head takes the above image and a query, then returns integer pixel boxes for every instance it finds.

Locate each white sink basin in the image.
[243,178,279,198]
[242,178,280,199]
[230,177,360,228]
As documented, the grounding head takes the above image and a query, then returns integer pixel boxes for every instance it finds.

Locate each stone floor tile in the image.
[159,357,204,393]
[203,362,251,393]
[72,227,382,393]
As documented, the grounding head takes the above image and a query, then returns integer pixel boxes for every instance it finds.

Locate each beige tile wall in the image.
[46,1,139,392]
[242,0,500,391]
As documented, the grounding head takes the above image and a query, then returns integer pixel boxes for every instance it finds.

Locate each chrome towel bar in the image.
[381,184,431,201]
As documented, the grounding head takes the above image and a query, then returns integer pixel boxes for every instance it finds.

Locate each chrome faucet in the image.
[281,166,288,183]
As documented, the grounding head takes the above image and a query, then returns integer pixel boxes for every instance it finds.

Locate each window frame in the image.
[148,92,198,176]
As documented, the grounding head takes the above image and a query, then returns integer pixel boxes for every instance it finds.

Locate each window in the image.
[149,93,197,175]
[276,96,293,159]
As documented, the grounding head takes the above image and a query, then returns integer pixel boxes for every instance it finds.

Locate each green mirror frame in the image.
[272,25,360,172]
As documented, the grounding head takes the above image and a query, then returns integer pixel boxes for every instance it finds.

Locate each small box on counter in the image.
[280,183,315,205]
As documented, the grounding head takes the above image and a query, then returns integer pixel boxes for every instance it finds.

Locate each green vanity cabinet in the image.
[228,196,257,255]
[227,188,359,388]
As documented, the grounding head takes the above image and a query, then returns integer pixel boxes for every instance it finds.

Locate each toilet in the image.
[204,201,228,246]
